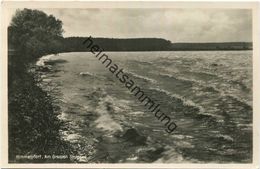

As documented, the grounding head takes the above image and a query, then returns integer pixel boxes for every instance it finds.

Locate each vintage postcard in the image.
[0,1,259,168]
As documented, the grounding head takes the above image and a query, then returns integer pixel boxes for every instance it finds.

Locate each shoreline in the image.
[34,55,100,162]
[33,54,170,163]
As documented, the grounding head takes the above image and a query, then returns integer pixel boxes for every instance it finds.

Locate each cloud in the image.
[13,8,253,42]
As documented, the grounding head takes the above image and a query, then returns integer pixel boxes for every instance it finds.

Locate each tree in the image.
[9,8,64,62]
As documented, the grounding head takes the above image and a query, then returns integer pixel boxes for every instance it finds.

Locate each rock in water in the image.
[138,146,165,162]
[122,128,147,146]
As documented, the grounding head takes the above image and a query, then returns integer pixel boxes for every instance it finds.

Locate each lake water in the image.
[38,51,252,163]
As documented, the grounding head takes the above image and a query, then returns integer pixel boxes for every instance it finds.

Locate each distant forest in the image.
[170,42,252,51]
[61,37,253,52]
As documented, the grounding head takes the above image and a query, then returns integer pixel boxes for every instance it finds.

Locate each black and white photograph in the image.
[1,1,259,166]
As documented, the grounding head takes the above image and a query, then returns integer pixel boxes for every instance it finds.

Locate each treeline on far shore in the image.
[57,37,253,52]
[170,42,252,51]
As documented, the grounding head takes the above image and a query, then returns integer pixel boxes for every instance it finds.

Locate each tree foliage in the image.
[9,8,63,62]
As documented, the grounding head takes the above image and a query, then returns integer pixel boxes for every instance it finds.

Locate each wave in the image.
[148,87,229,125]
[160,73,220,92]
[190,70,219,77]
[154,145,199,163]
[159,73,252,107]
[79,71,95,77]
[36,54,55,66]
[236,123,252,130]
[222,93,252,108]
[129,111,145,115]
[94,95,123,133]
[214,134,234,142]
[129,60,154,66]
[149,87,205,114]
[127,72,157,84]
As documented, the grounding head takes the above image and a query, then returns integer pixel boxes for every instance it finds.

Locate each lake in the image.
[37,51,252,163]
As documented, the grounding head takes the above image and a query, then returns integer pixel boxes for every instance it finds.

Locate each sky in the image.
[10,8,252,43]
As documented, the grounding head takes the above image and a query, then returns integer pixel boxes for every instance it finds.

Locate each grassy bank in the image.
[8,53,71,163]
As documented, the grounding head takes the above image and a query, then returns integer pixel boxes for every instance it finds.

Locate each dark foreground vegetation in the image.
[8,8,70,162]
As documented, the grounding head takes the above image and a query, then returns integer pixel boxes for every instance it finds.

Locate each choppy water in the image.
[38,51,252,163]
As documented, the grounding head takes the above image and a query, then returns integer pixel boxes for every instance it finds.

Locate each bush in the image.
[8,70,70,162]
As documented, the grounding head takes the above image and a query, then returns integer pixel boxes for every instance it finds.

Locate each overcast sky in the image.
[11,8,252,42]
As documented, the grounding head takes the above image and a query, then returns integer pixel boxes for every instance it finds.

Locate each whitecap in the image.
[79,72,95,76]
[215,134,234,142]
[64,133,82,143]
[149,87,205,114]
[126,156,138,161]
[36,54,55,66]
[127,72,157,84]
[94,95,123,133]
[129,111,145,115]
